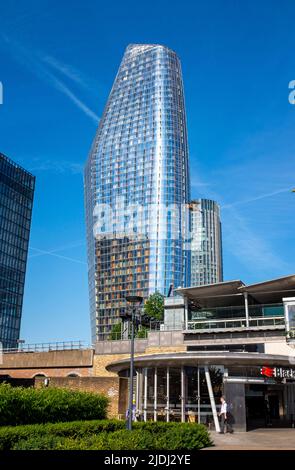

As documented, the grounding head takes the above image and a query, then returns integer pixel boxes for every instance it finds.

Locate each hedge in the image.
[0,420,212,450]
[0,383,109,426]
[0,419,125,449]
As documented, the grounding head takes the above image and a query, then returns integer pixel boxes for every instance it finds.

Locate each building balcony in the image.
[185,303,285,333]
[185,315,285,333]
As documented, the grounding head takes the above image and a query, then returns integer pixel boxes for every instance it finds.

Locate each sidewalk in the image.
[205,429,295,450]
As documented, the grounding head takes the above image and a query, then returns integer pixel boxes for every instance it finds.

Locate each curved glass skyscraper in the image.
[85,44,190,342]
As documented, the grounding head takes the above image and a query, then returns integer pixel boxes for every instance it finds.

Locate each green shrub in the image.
[0,383,109,426]
[95,429,155,450]
[0,420,212,450]
[0,419,125,450]
[134,422,212,450]
[13,435,62,450]
[154,424,212,450]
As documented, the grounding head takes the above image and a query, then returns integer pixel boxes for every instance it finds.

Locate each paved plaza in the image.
[206,429,295,450]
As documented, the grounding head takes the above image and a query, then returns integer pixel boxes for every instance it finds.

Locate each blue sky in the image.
[1,0,295,344]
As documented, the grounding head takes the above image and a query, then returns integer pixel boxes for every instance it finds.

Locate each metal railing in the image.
[186,315,285,331]
[103,330,149,341]
[188,303,284,319]
[98,321,162,342]
[160,322,185,331]
[3,340,91,353]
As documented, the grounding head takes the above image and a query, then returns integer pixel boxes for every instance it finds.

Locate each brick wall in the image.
[0,349,93,369]
[0,367,93,379]
[0,349,94,378]
[34,376,120,418]
[93,353,142,377]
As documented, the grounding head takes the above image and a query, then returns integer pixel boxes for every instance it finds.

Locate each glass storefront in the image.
[185,366,223,425]
[135,365,223,425]
[169,368,182,422]
[123,362,295,431]
[146,368,155,420]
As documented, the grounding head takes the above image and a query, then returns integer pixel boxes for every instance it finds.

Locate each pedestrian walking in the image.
[219,396,233,434]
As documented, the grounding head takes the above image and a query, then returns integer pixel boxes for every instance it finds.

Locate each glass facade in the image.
[189,303,284,321]
[187,303,285,331]
[121,363,295,430]
[0,153,35,349]
[283,298,295,344]
[135,365,223,424]
[190,199,223,286]
[85,44,190,342]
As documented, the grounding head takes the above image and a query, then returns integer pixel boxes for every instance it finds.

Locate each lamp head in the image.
[125,295,143,304]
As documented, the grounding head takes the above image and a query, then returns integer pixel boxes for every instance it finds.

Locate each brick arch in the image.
[66,372,81,377]
[32,372,48,378]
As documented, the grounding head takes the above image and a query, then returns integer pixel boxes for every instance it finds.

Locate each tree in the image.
[135,325,148,339]
[144,292,164,321]
[110,320,147,340]
[109,322,122,340]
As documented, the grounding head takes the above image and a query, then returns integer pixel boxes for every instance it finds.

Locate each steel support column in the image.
[143,367,147,422]
[181,366,185,422]
[184,297,189,330]
[135,370,140,419]
[166,366,170,422]
[244,291,250,327]
[137,369,143,418]
[204,366,220,433]
[197,366,201,424]
[154,367,157,422]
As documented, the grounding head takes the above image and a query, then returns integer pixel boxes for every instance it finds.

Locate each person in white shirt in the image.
[219,396,233,434]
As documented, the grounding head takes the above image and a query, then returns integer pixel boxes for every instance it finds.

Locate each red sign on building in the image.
[261,366,295,379]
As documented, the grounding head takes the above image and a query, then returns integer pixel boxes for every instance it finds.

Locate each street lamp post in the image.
[124,295,143,431]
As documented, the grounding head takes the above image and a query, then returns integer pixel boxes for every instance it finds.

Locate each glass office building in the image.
[190,199,223,286]
[85,44,190,342]
[0,153,35,349]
